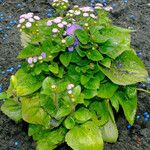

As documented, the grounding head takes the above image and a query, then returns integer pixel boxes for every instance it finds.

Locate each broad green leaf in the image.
[0,92,7,99]
[80,74,91,85]
[59,52,72,67]
[49,62,59,74]
[75,29,89,44]
[20,32,31,47]
[40,95,56,117]
[87,50,103,61]
[34,63,49,75]
[64,116,76,129]
[65,36,75,46]
[18,44,41,59]
[74,107,92,123]
[76,46,86,57]
[84,77,100,90]
[90,26,109,43]
[21,95,50,126]
[100,57,111,68]
[1,99,22,122]
[110,92,120,112]
[37,127,67,150]
[101,117,118,143]
[99,51,148,85]
[66,121,103,150]
[83,89,97,99]
[100,26,132,59]
[97,82,118,98]
[89,101,109,126]
[8,69,42,96]
[117,89,137,125]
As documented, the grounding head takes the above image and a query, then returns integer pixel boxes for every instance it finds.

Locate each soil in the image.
[0,0,150,150]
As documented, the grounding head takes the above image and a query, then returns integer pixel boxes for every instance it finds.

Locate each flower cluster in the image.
[17,13,40,28]
[67,84,74,94]
[95,3,113,11]
[52,0,69,11]
[27,52,46,67]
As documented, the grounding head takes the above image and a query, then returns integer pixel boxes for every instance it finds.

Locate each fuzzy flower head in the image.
[52,0,69,11]
[66,24,82,35]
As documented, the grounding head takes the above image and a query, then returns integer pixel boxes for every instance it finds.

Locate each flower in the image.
[52,28,59,33]
[25,22,32,28]
[33,56,38,63]
[83,13,89,17]
[104,6,113,12]
[34,16,40,20]
[62,39,66,43]
[47,20,52,26]
[57,23,64,28]
[80,6,94,12]
[62,21,68,25]
[67,84,74,90]
[28,18,34,22]
[19,18,25,24]
[68,46,74,52]
[41,52,46,59]
[27,57,33,64]
[74,10,81,15]
[53,17,62,23]
[66,24,82,35]
[90,14,97,19]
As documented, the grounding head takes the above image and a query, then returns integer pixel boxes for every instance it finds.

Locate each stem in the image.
[53,93,59,110]
[137,88,150,94]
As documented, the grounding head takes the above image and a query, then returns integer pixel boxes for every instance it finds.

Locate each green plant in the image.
[0,1,149,150]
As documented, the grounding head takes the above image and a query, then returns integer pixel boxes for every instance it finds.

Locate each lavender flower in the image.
[27,57,33,64]
[66,24,82,35]
[41,52,46,59]
[68,46,74,52]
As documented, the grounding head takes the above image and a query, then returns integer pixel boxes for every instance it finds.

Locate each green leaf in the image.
[80,74,91,85]
[65,36,75,46]
[64,116,76,129]
[110,93,120,112]
[0,92,7,99]
[65,121,103,150]
[83,89,97,99]
[97,82,118,98]
[37,127,67,150]
[34,63,49,75]
[89,101,109,126]
[84,77,100,90]
[101,117,118,143]
[100,57,111,68]
[74,107,92,123]
[99,51,148,85]
[49,62,59,74]
[18,44,41,59]
[87,50,103,61]
[76,46,86,57]
[21,95,50,126]
[8,69,42,96]
[117,89,137,125]
[75,29,89,44]
[59,52,72,67]
[90,26,109,43]
[40,95,56,117]
[1,99,22,122]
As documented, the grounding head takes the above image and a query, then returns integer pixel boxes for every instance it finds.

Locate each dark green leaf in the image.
[49,62,59,74]
[59,52,72,67]
[110,93,120,112]
[65,36,75,46]
[100,57,111,68]
[83,89,97,99]
[75,29,89,44]
[0,92,7,99]
[87,50,103,61]
[64,116,76,129]
[80,74,91,85]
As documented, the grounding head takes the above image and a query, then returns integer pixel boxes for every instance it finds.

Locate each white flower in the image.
[62,39,66,43]
[67,84,74,90]
[51,84,57,89]
[68,90,73,94]
[74,5,79,8]
[58,23,64,28]
[104,6,113,12]
[84,23,89,26]
[25,22,32,28]
[47,20,52,26]
[53,17,62,23]
[28,18,34,22]
[63,0,68,2]
[95,6,102,10]
[74,10,81,15]
[80,7,94,12]
[69,10,74,13]
[83,13,89,17]
[17,24,21,28]
[52,28,59,33]
[34,16,40,20]
[62,21,68,25]
[19,18,25,24]
[96,3,103,7]
[90,14,97,19]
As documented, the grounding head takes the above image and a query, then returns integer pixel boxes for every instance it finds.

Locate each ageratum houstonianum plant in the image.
[0,0,150,150]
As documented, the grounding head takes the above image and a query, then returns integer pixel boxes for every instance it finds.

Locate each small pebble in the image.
[136,115,140,120]
[47,13,52,17]
[127,124,132,129]
[123,0,128,3]
[0,85,2,93]
[9,20,17,25]
[138,83,146,89]
[17,64,21,68]
[136,51,142,57]
[147,77,150,82]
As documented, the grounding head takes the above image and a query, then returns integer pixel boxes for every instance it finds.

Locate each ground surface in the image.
[0,0,150,150]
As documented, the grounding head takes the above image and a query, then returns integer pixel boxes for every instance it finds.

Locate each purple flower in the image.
[27,57,33,64]
[66,24,82,35]
[41,52,46,59]
[74,38,79,46]
[68,46,74,52]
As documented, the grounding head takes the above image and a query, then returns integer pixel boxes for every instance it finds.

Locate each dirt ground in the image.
[0,0,150,150]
